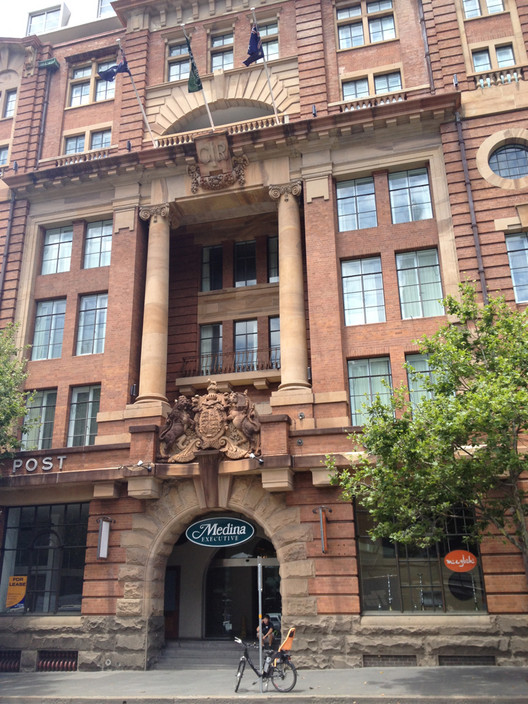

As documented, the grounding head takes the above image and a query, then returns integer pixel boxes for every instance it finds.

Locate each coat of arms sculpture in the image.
[159,381,261,463]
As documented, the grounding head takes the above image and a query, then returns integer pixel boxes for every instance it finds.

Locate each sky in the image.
[4,1,113,39]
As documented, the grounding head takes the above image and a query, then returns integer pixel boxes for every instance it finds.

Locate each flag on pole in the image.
[243,25,264,67]
[185,34,203,93]
[97,57,130,82]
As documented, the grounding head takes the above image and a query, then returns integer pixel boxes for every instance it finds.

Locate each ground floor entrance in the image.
[164,517,280,641]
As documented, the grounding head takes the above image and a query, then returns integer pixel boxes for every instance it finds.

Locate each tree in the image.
[328,284,528,581]
[0,324,31,458]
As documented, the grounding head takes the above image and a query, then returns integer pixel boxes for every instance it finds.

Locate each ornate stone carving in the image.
[187,155,248,194]
[24,45,37,77]
[139,203,171,224]
[159,381,261,463]
[269,181,302,202]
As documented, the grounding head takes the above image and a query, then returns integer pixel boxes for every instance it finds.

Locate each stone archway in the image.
[115,474,313,667]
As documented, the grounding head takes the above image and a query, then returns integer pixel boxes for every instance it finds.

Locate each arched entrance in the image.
[164,515,281,640]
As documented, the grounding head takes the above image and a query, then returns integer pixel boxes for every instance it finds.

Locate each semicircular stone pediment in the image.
[146,58,299,136]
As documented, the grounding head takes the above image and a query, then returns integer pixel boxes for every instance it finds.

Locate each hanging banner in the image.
[186,517,254,547]
[6,576,27,610]
[444,550,477,572]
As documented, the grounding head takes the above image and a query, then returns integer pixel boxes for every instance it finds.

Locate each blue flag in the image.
[243,25,264,67]
[97,59,130,82]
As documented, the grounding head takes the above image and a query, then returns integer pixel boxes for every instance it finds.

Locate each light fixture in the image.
[97,517,114,559]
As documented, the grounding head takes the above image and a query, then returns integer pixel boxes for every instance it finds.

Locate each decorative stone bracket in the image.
[187,155,249,193]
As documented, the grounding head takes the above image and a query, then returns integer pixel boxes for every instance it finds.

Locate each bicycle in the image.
[234,626,297,693]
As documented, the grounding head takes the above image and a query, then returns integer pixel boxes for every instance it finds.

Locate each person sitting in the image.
[256,614,274,648]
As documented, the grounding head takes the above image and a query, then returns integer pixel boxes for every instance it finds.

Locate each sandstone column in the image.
[269,182,310,391]
[136,203,173,404]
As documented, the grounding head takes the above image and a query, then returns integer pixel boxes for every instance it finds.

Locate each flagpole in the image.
[181,26,215,132]
[117,39,157,147]
[250,8,280,126]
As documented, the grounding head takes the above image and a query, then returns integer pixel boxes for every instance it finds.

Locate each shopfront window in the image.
[0,503,89,614]
[357,505,487,612]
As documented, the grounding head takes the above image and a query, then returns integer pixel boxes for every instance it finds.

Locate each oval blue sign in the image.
[185,517,255,548]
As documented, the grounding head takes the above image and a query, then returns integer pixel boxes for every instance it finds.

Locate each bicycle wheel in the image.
[234,658,246,693]
[270,658,297,692]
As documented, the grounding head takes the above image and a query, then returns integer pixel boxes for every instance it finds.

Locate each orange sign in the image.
[6,575,27,609]
[444,550,477,572]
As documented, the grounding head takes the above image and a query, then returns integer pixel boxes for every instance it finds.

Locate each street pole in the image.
[257,556,263,694]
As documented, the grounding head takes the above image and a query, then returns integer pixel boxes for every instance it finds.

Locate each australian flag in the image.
[243,25,264,67]
[97,59,130,82]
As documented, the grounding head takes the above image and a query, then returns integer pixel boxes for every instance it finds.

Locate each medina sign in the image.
[186,517,255,548]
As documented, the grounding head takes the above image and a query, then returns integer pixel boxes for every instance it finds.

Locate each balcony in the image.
[176,348,281,392]
[472,66,526,89]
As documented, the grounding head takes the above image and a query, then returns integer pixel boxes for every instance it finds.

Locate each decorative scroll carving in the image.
[24,45,37,77]
[159,381,261,463]
[187,155,248,194]
[139,203,172,224]
[269,181,302,202]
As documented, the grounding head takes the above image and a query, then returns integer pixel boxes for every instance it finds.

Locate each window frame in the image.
[21,389,57,451]
[341,256,386,326]
[506,232,528,302]
[98,0,114,18]
[336,0,396,51]
[0,145,8,166]
[342,68,403,102]
[234,240,257,287]
[31,299,67,361]
[3,89,17,119]
[396,248,444,320]
[167,42,190,82]
[67,59,116,108]
[388,167,433,224]
[259,22,279,61]
[210,31,234,72]
[27,6,61,35]
[84,220,113,269]
[67,385,101,447]
[234,319,258,372]
[348,356,392,425]
[41,225,73,275]
[462,0,505,19]
[336,176,378,232]
[76,293,108,356]
[201,245,223,292]
[269,316,280,369]
[200,323,223,375]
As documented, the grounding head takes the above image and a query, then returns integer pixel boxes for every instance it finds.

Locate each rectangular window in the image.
[84,220,112,269]
[472,49,492,72]
[68,385,101,447]
[0,503,89,615]
[98,0,114,17]
[343,78,369,100]
[234,240,257,287]
[21,390,57,451]
[368,14,395,42]
[463,0,504,17]
[32,299,66,360]
[406,353,434,406]
[211,33,234,71]
[76,293,108,356]
[200,323,222,375]
[396,248,444,319]
[336,177,377,231]
[27,7,60,35]
[356,505,486,612]
[95,62,116,101]
[90,129,111,150]
[337,1,395,50]
[342,257,386,325]
[374,70,402,94]
[506,233,528,303]
[64,135,85,154]
[496,44,515,68]
[463,0,482,17]
[3,90,17,119]
[0,146,8,165]
[234,319,258,372]
[348,356,392,425]
[269,316,280,369]
[259,22,279,61]
[41,226,72,275]
[267,236,279,283]
[201,245,223,291]
[168,44,190,82]
[388,168,433,223]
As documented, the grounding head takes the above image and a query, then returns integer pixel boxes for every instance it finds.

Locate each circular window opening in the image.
[489,144,528,179]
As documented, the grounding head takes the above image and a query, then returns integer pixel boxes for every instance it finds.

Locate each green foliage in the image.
[0,324,31,457]
[328,284,528,575]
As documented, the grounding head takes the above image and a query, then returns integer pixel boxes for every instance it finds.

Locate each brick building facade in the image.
[0,0,528,671]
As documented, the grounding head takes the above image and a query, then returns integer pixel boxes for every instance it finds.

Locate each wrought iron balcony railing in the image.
[181,348,281,378]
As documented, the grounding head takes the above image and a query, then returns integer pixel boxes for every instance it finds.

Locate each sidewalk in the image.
[0,665,527,703]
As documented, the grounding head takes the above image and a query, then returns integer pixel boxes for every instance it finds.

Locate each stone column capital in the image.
[269,181,302,203]
[139,203,174,224]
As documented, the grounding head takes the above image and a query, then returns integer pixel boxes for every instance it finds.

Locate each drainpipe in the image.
[417,0,435,93]
[455,111,488,303]
[36,57,59,167]
[0,189,16,308]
